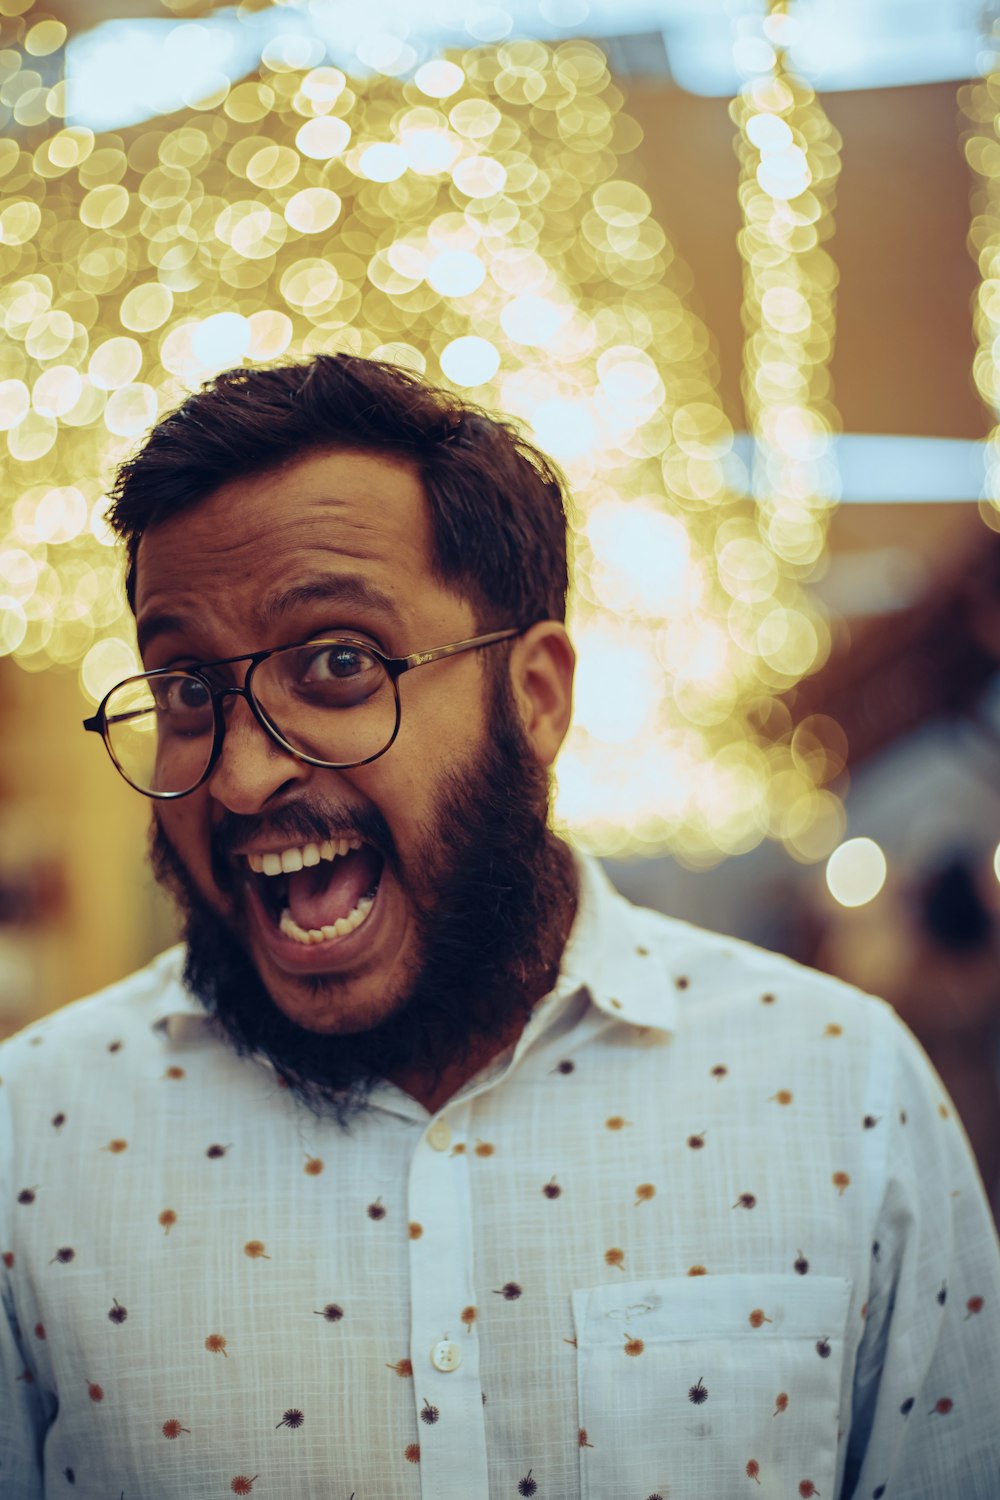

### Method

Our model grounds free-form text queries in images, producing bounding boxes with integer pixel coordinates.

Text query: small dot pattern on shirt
[0,855,997,1498]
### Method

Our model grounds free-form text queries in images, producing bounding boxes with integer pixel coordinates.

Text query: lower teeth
[279,894,374,945]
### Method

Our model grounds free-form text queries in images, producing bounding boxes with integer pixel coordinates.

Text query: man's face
[133,449,575,1109]
[136,448,503,1029]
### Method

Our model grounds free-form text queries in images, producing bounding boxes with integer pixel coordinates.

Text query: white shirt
[2,854,998,1500]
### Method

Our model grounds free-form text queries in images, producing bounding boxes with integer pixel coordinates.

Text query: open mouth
[244,836,385,946]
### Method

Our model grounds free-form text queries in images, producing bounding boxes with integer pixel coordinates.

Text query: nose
[205,688,310,814]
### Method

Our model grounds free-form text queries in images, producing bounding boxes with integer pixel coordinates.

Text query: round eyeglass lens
[104,672,215,795]
[250,640,397,767]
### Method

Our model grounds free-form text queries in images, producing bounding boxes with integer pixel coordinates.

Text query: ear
[508,621,575,767]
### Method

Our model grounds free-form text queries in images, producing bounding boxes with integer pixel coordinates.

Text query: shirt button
[427,1119,452,1151]
[430,1339,462,1372]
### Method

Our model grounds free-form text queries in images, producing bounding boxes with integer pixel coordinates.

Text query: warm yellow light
[730,4,844,859]
[499,294,567,347]
[0,598,27,654]
[32,487,88,544]
[572,628,658,745]
[0,198,41,245]
[32,365,83,419]
[299,66,347,107]
[825,838,887,908]
[191,313,252,370]
[246,309,294,361]
[586,501,690,615]
[358,143,407,182]
[0,20,846,861]
[88,337,143,392]
[104,383,159,438]
[449,98,501,139]
[415,60,466,99]
[79,184,129,231]
[24,17,66,55]
[81,636,140,706]
[756,145,811,199]
[294,116,352,161]
[0,379,30,430]
[439,336,501,387]
[745,112,792,150]
[284,187,342,235]
[119,283,174,334]
[451,154,506,198]
[424,250,486,297]
[963,29,1000,527]
[529,397,594,460]
[402,127,460,176]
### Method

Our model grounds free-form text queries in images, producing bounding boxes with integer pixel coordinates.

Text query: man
[2,354,998,1500]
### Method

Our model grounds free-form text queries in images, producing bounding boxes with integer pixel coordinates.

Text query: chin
[255,952,414,1037]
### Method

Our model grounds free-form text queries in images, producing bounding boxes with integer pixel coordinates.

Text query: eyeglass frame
[82,626,525,800]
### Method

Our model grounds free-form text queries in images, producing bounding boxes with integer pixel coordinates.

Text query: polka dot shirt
[1,854,998,1498]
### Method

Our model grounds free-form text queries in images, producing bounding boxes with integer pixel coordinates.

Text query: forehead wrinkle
[250,573,406,638]
[135,472,433,653]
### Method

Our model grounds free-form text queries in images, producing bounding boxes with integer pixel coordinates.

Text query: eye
[302,643,374,681]
[152,675,212,714]
[268,640,386,708]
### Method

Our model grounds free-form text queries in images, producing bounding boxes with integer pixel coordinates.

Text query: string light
[962,3,1000,531]
[729,0,846,863]
[0,0,842,862]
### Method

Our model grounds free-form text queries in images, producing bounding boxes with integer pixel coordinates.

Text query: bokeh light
[726,0,845,866]
[825,837,887,908]
[962,19,1000,530]
[0,2,847,862]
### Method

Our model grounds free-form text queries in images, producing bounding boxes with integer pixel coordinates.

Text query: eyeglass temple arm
[83,707,152,732]
[397,627,522,673]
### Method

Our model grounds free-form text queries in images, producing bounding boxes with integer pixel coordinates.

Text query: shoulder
[0,946,190,1085]
[613,880,907,1056]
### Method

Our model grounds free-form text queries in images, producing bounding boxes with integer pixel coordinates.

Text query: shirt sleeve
[844,1005,1000,1499]
[0,1076,45,1500]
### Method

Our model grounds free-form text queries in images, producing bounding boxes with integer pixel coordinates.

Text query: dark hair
[107,353,570,631]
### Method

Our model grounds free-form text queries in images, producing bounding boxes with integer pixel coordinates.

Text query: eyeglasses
[83,627,523,799]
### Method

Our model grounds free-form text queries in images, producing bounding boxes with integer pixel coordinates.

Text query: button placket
[408,1105,487,1496]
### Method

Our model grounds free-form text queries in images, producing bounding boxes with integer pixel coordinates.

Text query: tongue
[285,846,382,931]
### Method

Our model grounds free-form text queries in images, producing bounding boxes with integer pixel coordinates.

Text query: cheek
[157,800,215,885]
[395,670,489,770]
[366,704,484,829]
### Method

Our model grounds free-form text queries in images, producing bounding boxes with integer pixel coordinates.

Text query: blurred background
[1,0,999,1219]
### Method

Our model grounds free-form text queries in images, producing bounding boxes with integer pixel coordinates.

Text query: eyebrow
[137,574,405,657]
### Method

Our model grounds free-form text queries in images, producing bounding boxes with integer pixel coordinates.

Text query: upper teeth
[247,837,362,876]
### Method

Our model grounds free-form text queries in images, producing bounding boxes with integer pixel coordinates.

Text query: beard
[150,674,578,1127]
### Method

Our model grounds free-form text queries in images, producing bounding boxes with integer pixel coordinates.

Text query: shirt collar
[546,851,677,1036]
[150,950,218,1046]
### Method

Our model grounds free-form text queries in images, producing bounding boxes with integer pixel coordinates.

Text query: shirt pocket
[572,1272,852,1500]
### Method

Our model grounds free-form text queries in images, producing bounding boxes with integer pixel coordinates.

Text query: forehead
[133,448,449,649]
